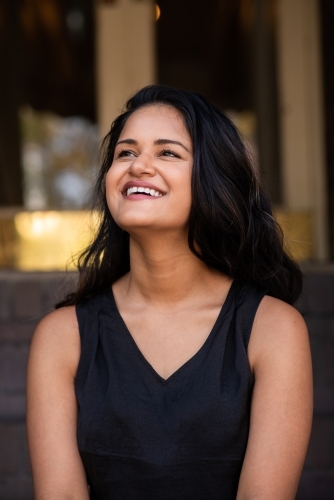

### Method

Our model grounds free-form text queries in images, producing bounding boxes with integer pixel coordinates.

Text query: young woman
[27,85,312,499]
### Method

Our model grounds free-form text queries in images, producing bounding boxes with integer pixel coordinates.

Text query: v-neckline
[107,280,237,385]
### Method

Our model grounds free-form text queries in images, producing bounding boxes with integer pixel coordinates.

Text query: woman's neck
[118,232,228,305]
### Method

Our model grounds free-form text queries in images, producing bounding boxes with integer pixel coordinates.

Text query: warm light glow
[0,208,313,271]
[155,4,161,21]
[9,211,99,271]
[274,209,313,261]
[15,211,61,240]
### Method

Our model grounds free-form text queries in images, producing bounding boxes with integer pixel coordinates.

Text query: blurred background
[0,0,333,498]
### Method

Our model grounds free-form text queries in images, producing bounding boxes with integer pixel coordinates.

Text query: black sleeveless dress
[75,280,265,500]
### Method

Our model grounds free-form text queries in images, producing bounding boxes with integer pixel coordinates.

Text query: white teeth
[125,186,164,197]
[126,186,139,195]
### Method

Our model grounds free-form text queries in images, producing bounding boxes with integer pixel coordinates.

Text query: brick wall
[295,266,334,499]
[0,267,333,500]
[0,271,75,499]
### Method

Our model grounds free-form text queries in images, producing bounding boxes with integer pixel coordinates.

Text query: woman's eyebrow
[154,139,189,152]
[116,139,137,146]
[116,138,189,152]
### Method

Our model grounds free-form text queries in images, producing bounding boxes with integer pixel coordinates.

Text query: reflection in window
[20,107,99,210]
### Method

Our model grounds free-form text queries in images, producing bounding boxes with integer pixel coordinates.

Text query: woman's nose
[128,153,155,177]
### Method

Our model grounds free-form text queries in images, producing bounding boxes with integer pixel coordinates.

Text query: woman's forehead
[119,104,190,142]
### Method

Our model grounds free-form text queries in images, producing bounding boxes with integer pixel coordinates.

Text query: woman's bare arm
[26,307,89,500]
[237,296,313,500]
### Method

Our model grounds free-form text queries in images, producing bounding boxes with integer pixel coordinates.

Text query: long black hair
[57,85,302,307]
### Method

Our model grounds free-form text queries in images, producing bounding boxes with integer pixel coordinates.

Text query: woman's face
[106,104,193,235]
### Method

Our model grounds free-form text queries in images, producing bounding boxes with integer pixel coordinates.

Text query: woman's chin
[115,219,161,234]
[117,219,189,237]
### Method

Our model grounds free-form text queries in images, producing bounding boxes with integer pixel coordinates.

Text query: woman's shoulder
[248,295,309,370]
[35,306,79,339]
[255,295,306,335]
[30,306,80,376]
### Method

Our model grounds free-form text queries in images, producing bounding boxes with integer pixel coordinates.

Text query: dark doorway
[320,0,334,260]
[156,0,281,203]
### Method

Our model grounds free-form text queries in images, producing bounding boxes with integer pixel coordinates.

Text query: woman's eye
[117,149,135,158]
[160,149,181,158]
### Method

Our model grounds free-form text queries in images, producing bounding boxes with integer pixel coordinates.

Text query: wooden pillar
[0,0,23,206]
[253,0,281,204]
[276,0,328,260]
[95,0,156,136]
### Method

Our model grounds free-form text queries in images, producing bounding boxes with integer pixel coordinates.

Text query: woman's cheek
[105,169,118,216]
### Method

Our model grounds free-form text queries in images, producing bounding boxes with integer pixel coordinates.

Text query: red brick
[42,274,77,310]
[0,280,12,320]
[324,336,334,385]
[42,280,60,312]
[310,335,326,387]
[14,281,42,319]
[306,317,331,337]
[296,471,334,500]
[0,344,29,392]
[295,289,308,314]
[0,423,20,474]
[0,393,26,419]
[0,323,36,342]
[304,417,334,468]
[21,425,32,475]
[305,273,334,314]
[0,477,33,500]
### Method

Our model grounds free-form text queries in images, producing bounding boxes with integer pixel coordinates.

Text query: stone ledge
[0,270,76,280]
[314,388,334,416]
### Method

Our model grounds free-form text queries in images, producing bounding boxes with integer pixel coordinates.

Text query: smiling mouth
[125,186,164,197]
